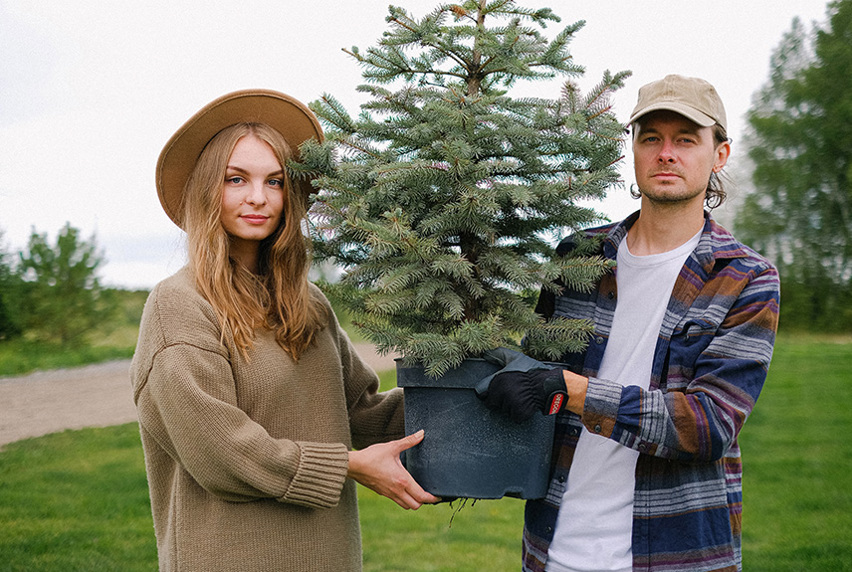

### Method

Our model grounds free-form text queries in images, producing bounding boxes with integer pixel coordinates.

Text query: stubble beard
[638,179,709,208]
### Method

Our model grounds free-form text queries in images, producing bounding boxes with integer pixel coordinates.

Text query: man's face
[632,110,730,208]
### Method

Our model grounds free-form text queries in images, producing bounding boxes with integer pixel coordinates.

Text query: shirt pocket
[672,317,718,344]
[667,317,719,387]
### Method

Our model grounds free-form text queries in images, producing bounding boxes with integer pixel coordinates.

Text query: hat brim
[156,89,324,229]
[628,102,716,128]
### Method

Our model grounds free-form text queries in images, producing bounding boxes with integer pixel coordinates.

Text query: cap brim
[628,102,716,128]
[156,89,323,229]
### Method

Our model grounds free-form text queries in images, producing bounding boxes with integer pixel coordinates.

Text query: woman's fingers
[347,431,440,508]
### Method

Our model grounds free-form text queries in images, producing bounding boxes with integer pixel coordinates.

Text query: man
[480,75,780,572]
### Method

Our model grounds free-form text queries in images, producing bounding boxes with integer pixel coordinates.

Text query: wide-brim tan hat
[156,89,324,228]
[628,74,727,132]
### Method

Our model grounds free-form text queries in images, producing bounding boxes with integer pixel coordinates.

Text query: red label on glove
[547,393,565,415]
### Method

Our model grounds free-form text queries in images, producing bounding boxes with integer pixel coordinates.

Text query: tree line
[735,0,852,332]
[0,223,119,346]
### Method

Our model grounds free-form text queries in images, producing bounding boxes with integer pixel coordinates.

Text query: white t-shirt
[545,230,701,572]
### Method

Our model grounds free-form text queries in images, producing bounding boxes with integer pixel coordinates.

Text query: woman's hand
[347,430,440,509]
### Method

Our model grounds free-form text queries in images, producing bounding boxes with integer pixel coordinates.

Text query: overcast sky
[0,0,830,289]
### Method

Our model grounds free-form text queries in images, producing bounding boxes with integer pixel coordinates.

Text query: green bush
[0,288,146,377]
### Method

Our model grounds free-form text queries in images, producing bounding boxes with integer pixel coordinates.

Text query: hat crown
[156,89,323,229]
[629,74,726,131]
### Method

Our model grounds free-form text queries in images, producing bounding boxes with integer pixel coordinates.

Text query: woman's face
[220,134,285,270]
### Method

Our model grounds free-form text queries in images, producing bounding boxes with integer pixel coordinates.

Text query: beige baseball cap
[628,74,727,131]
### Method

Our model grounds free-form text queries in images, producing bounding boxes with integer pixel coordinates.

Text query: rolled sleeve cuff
[581,376,622,438]
[280,442,350,508]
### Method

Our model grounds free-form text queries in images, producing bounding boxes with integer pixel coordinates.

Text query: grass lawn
[0,426,156,572]
[0,336,850,570]
[0,339,135,377]
[739,333,852,571]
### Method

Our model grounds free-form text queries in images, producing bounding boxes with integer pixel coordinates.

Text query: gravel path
[0,344,396,448]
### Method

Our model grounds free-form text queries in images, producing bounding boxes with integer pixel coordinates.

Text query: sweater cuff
[280,442,349,508]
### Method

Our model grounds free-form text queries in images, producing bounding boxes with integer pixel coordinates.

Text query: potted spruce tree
[299,1,628,499]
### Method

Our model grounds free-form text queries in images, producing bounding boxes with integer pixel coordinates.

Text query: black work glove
[475,348,567,424]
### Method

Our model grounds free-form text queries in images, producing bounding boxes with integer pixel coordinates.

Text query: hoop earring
[629,183,641,200]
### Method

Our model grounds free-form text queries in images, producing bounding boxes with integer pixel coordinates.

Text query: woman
[131,89,438,572]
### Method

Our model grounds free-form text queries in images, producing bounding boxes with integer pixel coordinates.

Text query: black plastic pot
[397,357,556,500]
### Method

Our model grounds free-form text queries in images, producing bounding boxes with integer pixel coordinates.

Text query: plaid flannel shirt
[523,211,780,572]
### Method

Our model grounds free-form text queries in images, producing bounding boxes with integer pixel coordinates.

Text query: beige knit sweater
[130,267,404,571]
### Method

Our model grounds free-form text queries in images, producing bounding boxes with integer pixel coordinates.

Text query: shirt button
[607,291,615,300]
[594,424,602,433]
[557,474,566,483]
[595,336,604,344]
[638,443,647,452]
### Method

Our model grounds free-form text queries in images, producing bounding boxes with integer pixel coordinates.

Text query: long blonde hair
[182,122,326,360]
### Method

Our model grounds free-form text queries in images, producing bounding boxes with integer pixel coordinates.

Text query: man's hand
[474,348,568,423]
[347,430,441,509]
[479,368,568,423]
